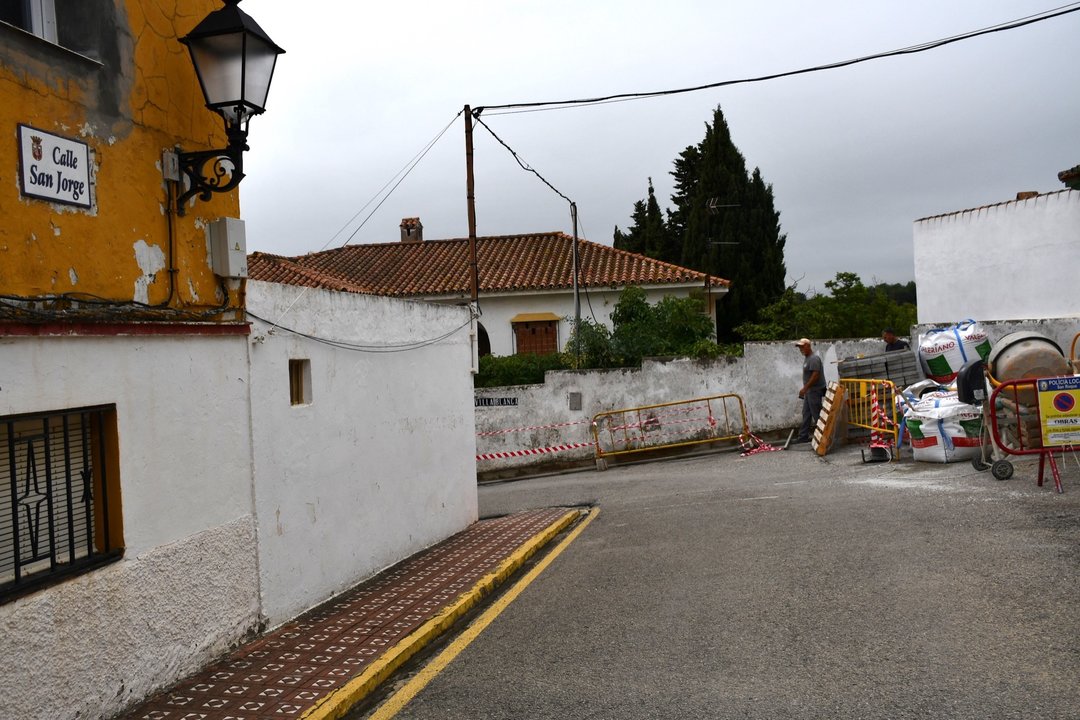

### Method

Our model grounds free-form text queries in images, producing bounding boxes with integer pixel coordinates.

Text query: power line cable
[247,309,473,353]
[322,109,463,252]
[472,116,591,345]
[477,3,1080,115]
[268,110,463,326]
[571,214,600,324]
[471,114,573,205]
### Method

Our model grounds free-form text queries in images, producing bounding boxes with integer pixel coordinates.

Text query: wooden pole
[464,105,478,304]
[571,202,580,365]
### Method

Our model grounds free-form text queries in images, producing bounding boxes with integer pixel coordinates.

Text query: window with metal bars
[1,405,123,603]
[512,320,558,355]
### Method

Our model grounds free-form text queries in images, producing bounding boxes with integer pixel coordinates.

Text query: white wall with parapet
[474,338,883,473]
[247,281,479,625]
[913,190,1080,324]
[0,333,260,720]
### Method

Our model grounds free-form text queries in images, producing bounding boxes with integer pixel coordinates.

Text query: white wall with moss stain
[474,339,876,472]
[0,332,259,720]
[2,518,260,720]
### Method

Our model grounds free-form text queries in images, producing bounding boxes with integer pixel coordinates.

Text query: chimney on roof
[400,217,423,243]
[1016,191,1039,201]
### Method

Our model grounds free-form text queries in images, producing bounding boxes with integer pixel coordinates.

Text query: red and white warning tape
[739,433,782,457]
[476,441,596,461]
[869,387,891,449]
[475,418,590,437]
[601,404,711,433]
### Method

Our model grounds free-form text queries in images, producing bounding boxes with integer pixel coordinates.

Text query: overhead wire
[573,214,600,324]
[334,109,463,249]
[476,3,1080,115]
[262,109,464,332]
[472,114,593,332]
[255,3,1079,352]
[247,308,474,354]
[471,115,573,205]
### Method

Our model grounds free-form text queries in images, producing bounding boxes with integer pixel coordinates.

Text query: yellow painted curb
[368,506,600,719]
[299,509,582,720]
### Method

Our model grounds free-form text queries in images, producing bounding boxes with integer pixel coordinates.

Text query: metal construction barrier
[988,376,1080,493]
[591,394,750,460]
[838,378,901,459]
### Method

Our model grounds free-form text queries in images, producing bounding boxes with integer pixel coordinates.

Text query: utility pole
[571,202,580,365]
[464,105,478,304]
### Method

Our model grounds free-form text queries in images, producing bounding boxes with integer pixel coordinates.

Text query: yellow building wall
[0,0,246,323]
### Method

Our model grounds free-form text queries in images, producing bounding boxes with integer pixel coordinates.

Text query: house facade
[1,3,261,717]
[913,189,1080,324]
[248,218,730,357]
[2,6,478,718]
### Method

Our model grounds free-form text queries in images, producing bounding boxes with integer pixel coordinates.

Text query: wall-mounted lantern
[172,0,284,215]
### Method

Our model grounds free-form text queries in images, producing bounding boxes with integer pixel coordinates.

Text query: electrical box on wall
[209,217,248,278]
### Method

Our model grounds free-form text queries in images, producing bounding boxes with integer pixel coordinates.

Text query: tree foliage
[614,105,787,343]
[601,286,717,367]
[735,272,918,341]
[612,178,669,259]
[476,287,725,387]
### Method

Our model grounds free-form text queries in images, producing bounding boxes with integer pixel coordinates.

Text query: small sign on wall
[475,397,519,408]
[18,124,92,208]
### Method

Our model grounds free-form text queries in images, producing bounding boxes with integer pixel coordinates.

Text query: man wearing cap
[794,338,826,444]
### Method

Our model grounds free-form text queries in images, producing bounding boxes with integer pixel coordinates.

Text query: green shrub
[475,352,569,388]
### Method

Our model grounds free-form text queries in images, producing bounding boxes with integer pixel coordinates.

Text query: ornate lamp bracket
[174,127,248,216]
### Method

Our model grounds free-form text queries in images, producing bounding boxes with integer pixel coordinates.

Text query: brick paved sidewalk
[123,507,581,720]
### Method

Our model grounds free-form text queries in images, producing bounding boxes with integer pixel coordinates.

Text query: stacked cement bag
[900,388,983,463]
[992,394,1042,451]
[918,320,992,383]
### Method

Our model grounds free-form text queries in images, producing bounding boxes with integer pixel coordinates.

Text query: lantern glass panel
[187,32,245,122]
[243,34,279,114]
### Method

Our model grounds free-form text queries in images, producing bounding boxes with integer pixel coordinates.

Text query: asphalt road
[364,444,1080,719]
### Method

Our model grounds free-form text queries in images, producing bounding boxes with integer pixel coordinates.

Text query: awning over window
[510,312,561,323]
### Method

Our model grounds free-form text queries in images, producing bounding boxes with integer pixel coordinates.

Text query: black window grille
[1,405,122,602]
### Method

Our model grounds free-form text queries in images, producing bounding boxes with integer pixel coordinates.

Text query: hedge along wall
[473,317,1080,478]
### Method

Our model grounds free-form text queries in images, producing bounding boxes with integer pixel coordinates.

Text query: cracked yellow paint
[0,1,243,320]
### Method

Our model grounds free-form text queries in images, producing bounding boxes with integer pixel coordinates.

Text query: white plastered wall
[474,339,869,472]
[0,333,260,720]
[913,189,1080,324]
[246,281,479,625]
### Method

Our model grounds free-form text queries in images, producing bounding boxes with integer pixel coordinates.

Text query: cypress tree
[613,178,668,259]
[617,105,787,342]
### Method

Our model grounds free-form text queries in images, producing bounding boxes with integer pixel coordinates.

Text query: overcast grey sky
[239,0,1080,295]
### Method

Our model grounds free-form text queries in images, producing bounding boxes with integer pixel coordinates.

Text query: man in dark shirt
[795,338,827,443]
[883,327,910,352]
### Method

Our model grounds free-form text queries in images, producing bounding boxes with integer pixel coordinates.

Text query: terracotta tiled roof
[247,252,377,294]
[248,232,728,298]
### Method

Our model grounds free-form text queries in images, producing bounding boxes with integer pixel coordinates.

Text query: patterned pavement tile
[123,508,575,720]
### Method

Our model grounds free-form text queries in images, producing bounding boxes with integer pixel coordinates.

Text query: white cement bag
[904,392,983,463]
[918,320,992,383]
